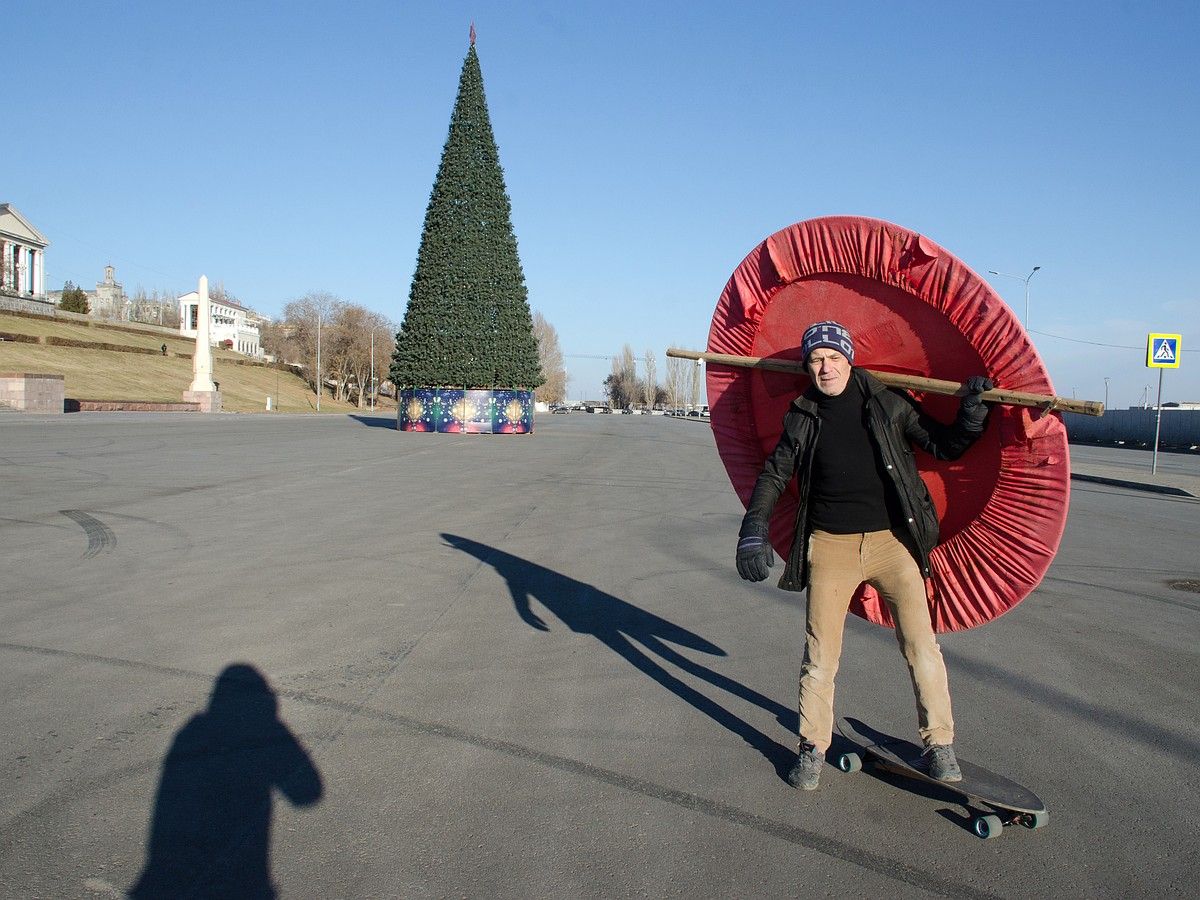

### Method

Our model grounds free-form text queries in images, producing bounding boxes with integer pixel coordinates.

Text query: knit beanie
[800,320,855,365]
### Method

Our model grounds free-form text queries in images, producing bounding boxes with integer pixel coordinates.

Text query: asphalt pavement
[1,411,1197,898]
[1067,442,1199,497]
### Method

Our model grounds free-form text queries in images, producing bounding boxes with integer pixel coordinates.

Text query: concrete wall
[0,373,64,413]
[1063,408,1200,448]
[0,294,56,315]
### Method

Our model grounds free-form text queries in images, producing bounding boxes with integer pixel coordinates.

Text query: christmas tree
[390,34,544,392]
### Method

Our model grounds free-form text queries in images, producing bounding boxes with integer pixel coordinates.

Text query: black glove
[960,375,993,417]
[736,520,775,582]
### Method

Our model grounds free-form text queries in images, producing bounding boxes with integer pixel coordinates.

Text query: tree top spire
[469,21,476,46]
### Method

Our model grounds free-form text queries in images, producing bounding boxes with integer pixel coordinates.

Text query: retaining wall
[0,373,65,413]
[65,399,202,412]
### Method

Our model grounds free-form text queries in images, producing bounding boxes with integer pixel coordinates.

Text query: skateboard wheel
[1021,811,1049,830]
[973,814,1004,840]
[837,752,863,773]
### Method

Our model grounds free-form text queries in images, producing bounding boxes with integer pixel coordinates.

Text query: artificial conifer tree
[390,36,544,392]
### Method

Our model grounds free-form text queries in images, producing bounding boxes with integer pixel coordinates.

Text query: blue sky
[9,0,1197,407]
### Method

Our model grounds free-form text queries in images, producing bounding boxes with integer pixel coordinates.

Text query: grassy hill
[0,310,393,415]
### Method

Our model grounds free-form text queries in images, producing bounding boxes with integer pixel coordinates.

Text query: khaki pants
[800,528,954,753]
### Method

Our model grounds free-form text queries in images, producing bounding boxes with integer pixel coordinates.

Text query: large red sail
[707,216,1069,632]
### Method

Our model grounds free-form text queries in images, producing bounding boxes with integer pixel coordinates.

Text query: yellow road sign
[1147,333,1182,369]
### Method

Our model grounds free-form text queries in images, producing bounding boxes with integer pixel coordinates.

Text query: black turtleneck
[809,377,904,533]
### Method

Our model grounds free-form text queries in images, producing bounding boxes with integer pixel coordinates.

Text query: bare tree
[322,313,356,404]
[208,280,239,306]
[156,289,180,327]
[364,311,395,408]
[129,284,177,326]
[272,297,393,409]
[688,356,704,410]
[532,311,568,404]
[329,303,393,407]
[643,349,657,409]
[283,291,343,408]
[664,346,688,410]
[604,344,644,409]
[261,319,298,364]
[618,344,637,408]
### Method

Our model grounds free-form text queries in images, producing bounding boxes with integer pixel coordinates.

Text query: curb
[1070,473,1197,498]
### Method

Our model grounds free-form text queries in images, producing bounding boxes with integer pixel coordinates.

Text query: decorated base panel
[707,216,1069,632]
[397,389,533,434]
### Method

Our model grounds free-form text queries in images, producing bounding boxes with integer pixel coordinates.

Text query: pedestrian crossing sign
[1147,333,1181,369]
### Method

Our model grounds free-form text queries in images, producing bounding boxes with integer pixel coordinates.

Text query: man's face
[806,348,851,396]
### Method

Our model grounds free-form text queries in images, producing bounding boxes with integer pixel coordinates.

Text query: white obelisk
[189,275,215,392]
[184,275,221,411]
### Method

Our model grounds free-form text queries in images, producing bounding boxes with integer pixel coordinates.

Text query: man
[735,320,992,790]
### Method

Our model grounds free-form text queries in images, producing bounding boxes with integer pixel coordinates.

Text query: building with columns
[178,291,269,358]
[0,204,49,298]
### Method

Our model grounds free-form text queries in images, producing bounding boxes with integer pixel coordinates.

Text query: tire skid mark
[59,510,117,558]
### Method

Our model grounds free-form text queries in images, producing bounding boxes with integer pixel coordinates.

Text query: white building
[0,204,49,298]
[45,265,134,320]
[179,292,269,358]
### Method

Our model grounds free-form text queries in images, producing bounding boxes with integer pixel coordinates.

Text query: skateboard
[836,717,1049,839]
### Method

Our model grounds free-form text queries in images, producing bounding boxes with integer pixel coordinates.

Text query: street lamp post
[988,266,1041,330]
[316,311,322,412]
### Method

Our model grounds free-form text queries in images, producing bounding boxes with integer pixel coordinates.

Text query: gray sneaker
[787,742,824,790]
[925,744,962,782]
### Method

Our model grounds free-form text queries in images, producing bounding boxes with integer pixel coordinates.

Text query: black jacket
[740,368,988,591]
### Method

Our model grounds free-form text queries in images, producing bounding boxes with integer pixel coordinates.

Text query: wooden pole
[667,348,1105,417]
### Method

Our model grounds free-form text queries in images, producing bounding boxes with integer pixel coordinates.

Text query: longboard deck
[837,717,1047,827]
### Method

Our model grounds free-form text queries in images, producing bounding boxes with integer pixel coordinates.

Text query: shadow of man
[129,664,323,899]
[441,534,795,774]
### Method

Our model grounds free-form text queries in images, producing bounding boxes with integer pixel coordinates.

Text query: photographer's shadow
[130,664,323,899]
[442,534,794,774]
